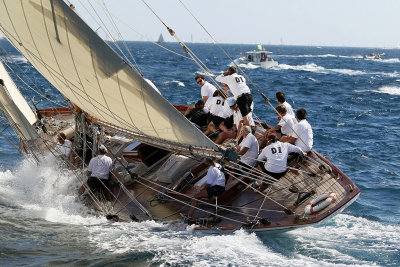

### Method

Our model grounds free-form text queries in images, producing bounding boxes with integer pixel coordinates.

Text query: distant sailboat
[156,33,165,44]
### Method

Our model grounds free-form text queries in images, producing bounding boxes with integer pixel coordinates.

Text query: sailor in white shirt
[257,135,305,179]
[281,108,313,153]
[55,132,73,161]
[204,90,232,136]
[215,98,254,144]
[237,126,259,167]
[79,144,113,196]
[188,158,226,217]
[215,66,253,125]
[276,91,295,117]
[262,105,297,148]
[195,74,217,103]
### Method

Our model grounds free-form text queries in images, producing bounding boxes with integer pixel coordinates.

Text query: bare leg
[188,189,209,217]
[215,130,234,144]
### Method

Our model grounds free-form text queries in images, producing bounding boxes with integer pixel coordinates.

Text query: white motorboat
[238,50,278,68]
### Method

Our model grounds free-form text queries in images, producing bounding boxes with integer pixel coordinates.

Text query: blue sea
[0,40,399,266]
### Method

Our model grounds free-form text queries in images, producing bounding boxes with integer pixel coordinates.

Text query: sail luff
[0,0,217,150]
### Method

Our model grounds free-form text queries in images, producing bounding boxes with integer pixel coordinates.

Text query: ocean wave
[88,224,324,266]
[274,63,367,76]
[164,80,185,87]
[288,214,400,266]
[380,58,400,63]
[1,55,28,64]
[365,57,400,63]
[0,157,103,225]
[273,63,400,77]
[83,213,400,266]
[374,86,400,96]
[277,54,363,59]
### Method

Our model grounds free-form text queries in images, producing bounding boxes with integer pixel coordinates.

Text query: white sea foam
[237,62,260,70]
[0,156,103,225]
[274,63,399,77]
[274,63,367,76]
[277,54,363,59]
[164,80,185,87]
[84,213,398,266]
[380,58,400,63]
[288,214,400,266]
[88,224,320,266]
[374,86,400,96]
[0,55,28,64]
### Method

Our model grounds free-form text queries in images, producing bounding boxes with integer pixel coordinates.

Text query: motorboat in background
[237,44,278,69]
[364,52,385,60]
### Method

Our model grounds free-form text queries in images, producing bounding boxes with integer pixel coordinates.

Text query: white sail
[0,61,37,125]
[0,61,38,141]
[0,0,216,150]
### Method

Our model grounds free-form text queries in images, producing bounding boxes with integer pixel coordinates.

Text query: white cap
[99,144,107,151]
[226,97,236,107]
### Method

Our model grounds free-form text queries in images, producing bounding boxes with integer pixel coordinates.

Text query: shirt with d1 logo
[257,141,304,173]
[216,73,251,98]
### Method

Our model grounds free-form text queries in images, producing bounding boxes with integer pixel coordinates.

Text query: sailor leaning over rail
[188,158,226,217]
[215,66,254,126]
[78,144,112,199]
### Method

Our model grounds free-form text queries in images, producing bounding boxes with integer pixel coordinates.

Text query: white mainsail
[0,0,217,150]
[0,61,38,141]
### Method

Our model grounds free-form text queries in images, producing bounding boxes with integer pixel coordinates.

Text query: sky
[65,0,400,48]
[2,0,399,48]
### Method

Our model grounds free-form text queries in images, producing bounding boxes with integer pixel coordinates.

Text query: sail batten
[0,0,217,150]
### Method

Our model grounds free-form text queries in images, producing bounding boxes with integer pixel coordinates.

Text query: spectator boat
[238,47,278,69]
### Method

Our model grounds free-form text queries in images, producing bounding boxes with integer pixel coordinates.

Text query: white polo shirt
[206,163,225,187]
[278,114,297,136]
[88,154,113,179]
[283,101,295,117]
[239,133,259,167]
[258,141,304,173]
[201,81,217,100]
[216,73,250,98]
[209,96,231,118]
[55,139,72,158]
[293,119,313,152]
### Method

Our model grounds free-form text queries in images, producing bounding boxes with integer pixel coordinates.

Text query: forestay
[0,0,217,150]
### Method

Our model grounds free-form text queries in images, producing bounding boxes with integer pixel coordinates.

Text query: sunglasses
[196,79,203,84]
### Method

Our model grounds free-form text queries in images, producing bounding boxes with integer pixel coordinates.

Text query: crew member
[257,135,305,180]
[215,66,253,126]
[188,158,225,217]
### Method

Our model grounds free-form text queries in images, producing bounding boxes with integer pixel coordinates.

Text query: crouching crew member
[188,158,226,217]
[257,135,305,180]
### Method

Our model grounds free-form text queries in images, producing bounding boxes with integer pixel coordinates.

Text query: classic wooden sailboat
[0,0,359,232]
